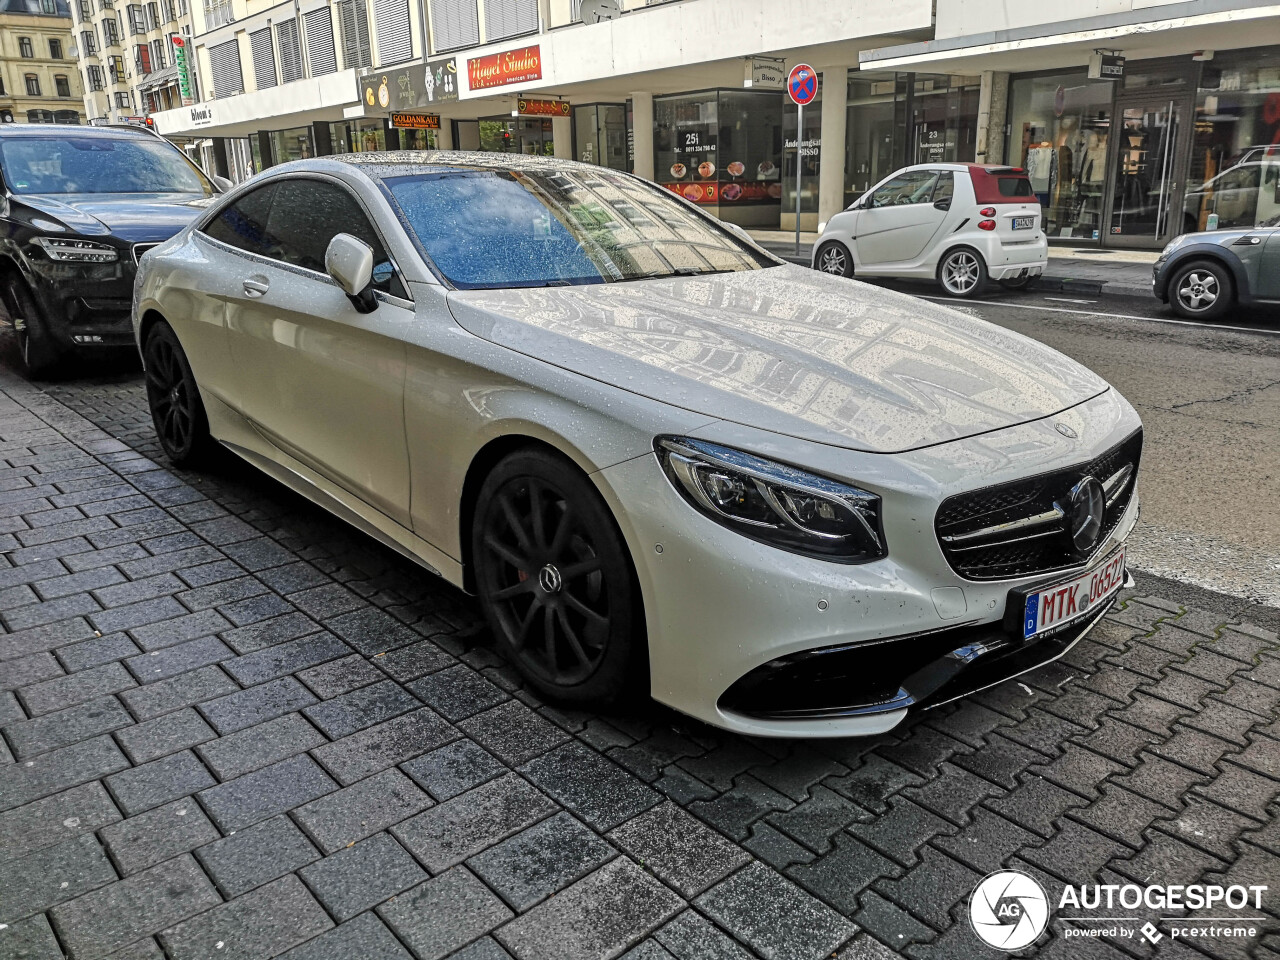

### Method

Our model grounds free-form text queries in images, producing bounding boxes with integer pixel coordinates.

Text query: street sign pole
[786,63,816,259]
[795,102,802,257]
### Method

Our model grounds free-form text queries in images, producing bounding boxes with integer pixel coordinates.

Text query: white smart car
[812,163,1049,297]
[132,153,1139,738]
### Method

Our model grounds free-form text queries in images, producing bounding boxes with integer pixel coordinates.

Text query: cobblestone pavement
[1,364,1278,960]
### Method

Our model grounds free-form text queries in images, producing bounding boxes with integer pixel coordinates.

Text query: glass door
[1105,97,1191,246]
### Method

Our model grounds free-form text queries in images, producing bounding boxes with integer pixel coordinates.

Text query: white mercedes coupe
[132,153,1142,738]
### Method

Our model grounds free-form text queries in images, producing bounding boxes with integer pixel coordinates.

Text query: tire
[814,241,854,277]
[472,449,645,706]
[143,321,214,467]
[937,247,988,298]
[1168,258,1233,321]
[2,275,63,378]
[998,275,1035,291]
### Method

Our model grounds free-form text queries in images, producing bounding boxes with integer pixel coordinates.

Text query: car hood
[447,265,1111,454]
[18,193,215,242]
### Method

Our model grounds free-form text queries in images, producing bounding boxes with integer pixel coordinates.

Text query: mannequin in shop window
[1027,141,1054,207]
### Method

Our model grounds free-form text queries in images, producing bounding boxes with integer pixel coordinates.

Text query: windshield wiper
[671,267,738,277]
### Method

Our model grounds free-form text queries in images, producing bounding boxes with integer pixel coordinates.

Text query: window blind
[337,0,370,69]
[250,26,275,89]
[304,7,336,76]
[209,38,243,97]
[482,0,537,41]
[373,0,411,65]
[428,0,478,52]
[276,18,302,82]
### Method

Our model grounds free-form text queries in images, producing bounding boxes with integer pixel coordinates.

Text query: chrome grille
[935,430,1142,581]
[132,242,160,265]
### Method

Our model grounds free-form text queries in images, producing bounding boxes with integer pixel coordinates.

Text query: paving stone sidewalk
[0,364,1278,960]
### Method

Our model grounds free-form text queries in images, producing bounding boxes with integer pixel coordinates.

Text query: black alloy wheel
[3,276,62,378]
[144,321,213,466]
[473,449,643,704]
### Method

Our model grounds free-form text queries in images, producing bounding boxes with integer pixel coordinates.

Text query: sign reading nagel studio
[517,98,570,117]
[468,45,542,90]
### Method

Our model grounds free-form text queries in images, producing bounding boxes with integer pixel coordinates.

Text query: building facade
[153,0,1280,246]
[0,0,86,124]
[69,0,199,123]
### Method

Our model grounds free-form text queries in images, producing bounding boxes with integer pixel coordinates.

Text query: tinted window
[202,184,276,255]
[932,171,954,204]
[996,177,1034,198]
[0,136,212,195]
[869,171,939,208]
[384,168,773,290]
[262,179,405,297]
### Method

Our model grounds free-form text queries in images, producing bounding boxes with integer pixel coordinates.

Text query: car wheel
[1169,259,1233,321]
[143,321,214,466]
[937,247,988,298]
[3,276,63,378]
[815,241,854,277]
[472,449,645,706]
[998,275,1035,291]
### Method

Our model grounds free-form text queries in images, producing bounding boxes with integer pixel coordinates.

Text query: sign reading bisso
[468,46,542,90]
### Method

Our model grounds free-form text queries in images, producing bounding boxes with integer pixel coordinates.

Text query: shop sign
[423,57,458,104]
[171,35,193,105]
[468,45,542,90]
[745,57,786,89]
[188,104,213,127]
[1088,53,1126,80]
[786,136,821,158]
[518,98,570,117]
[391,112,440,130]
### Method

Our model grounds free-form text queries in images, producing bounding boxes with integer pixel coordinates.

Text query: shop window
[908,74,980,165]
[268,126,316,165]
[19,37,34,58]
[329,119,385,154]
[27,109,56,122]
[654,89,784,227]
[1007,72,1113,241]
[781,88,822,216]
[479,117,553,156]
[574,103,628,170]
[54,109,79,123]
[845,73,906,206]
[1188,46,1280,231]
[55,75,70,97]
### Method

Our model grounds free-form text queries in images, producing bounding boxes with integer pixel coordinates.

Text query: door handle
[242,278,269,297]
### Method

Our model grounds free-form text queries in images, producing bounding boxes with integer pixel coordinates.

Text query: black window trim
[196,171,413,306]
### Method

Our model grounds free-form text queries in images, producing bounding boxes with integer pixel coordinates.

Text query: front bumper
[25,254,139,349]
[595,388,1142,738]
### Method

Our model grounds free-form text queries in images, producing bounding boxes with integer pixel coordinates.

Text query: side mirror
[325,233,377,314]
[934,198,952,211]
[211,175,233,193]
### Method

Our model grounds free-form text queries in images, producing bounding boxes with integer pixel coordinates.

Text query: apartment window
[25,74,41,96]
[0,76,5,95]
[163,0,176,21]
[19,37,35,58]
[80,30,96,54]
[373,0,411,64]
[337,0,371,69]
[136,42,151,72]
[115,91,131,107]
[109,54,126,82]
[203,0,232,29]
[103,17,120,45]
[86,64,104,89]
[99,0,113,9]
[55,74,71,96]
[127,5,145,34]
[277,19,302,82]
[482,0,537,41]
[77,0,90,18]
[428,0,478,52]
[41,0,56,12]
[249,27,275,88]
[304,8,337,76]
[49,38,63,58]
[147,2,160,28]
[209,38,243,97]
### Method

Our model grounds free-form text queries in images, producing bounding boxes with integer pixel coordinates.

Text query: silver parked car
[133,153,1142,737]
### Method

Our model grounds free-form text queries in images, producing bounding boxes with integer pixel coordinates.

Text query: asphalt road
[886,281,1280,613]
[3,279,1278,614]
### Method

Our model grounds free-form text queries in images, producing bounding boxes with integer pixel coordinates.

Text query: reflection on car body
[133,152,1142,737]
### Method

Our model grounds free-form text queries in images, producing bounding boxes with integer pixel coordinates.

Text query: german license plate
[1013,216,1036,230]
[1022,548,1125,639]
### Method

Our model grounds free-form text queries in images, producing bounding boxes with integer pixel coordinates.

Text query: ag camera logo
[970,870,1049,951]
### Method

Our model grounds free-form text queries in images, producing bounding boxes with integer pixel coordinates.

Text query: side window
[261,178,406,298]
[201,184,276,255]
[932,171,954,205]
[869,171,939,208]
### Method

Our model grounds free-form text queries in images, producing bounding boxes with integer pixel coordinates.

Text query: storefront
[574,103,628,170]
[1007,47,1280,246]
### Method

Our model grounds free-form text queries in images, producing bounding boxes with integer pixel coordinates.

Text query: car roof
[0,123,158,140]
[317,150,619,180]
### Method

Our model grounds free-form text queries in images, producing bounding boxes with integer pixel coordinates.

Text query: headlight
[33,237,119,263]
[1158,235,1189,259]
[816,221,827,234]
[656,437,886,563]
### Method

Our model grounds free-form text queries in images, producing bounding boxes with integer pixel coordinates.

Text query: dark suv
[0,124,223,376]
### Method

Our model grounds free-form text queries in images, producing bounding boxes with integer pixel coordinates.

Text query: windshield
[0,136,213,196]
[384,168,775,289]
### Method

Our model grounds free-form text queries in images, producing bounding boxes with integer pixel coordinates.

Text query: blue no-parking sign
[788,64,817,106]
